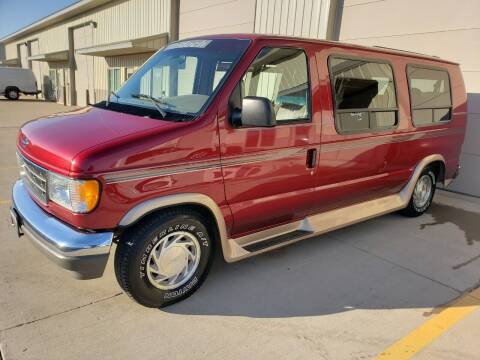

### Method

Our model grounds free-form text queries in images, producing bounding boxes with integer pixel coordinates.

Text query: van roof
[192,33,459,66]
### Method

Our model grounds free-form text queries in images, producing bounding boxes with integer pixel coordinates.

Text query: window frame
[328,54,400,135]
[230,46,313,128]
[406,64,453,127]
[124,66,137,81]
[107,67,122,94]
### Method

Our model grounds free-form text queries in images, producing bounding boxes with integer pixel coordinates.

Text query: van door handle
[306,148,317,169]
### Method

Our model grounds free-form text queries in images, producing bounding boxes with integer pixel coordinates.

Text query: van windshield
[109,39,250,119]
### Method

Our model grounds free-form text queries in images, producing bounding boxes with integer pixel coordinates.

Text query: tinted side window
[407,66,452,125]
[240,47,310,124]
[330,57,398,133]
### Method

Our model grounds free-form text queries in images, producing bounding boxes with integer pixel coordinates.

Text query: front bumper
[10,180,114,279]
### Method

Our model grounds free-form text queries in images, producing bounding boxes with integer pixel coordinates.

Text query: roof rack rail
[373,46,439,58]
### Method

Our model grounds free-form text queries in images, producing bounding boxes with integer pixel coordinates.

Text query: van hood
[17,106,188,175]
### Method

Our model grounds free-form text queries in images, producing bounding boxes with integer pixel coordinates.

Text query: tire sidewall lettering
[138,221,209,291]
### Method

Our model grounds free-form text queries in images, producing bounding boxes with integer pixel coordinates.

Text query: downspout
[326,0,344,41]
[67,20,96,106]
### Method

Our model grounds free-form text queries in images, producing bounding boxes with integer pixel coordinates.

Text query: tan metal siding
[179,0,256,39]
[254,0,331,39]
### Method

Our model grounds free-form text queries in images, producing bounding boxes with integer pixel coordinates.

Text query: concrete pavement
[0,97,479,359]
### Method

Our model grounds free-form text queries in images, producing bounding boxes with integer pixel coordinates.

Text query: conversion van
[10,35,466,307]
[0,67,40,100]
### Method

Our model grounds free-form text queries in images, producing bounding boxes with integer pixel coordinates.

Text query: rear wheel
[401,168,436,217]
[5,87,19,100]
[114,208,214,308]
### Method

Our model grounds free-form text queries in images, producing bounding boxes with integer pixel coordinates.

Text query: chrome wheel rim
[413,174,433,208]
[8,90,18,99]
[146,231,201,290]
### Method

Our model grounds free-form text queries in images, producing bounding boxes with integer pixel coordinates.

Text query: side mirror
[231,96,276,128]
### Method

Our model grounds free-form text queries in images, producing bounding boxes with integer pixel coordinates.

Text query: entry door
[64,70,71,105]
[219,46,321,236]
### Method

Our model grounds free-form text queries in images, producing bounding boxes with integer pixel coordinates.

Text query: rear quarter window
[407,65,452,126]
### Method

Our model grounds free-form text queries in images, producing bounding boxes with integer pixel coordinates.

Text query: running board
[223,154,446,262]
[243,229,313,252]
[226,193,406,261]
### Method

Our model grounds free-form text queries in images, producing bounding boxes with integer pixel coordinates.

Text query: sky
[0,0,79,40]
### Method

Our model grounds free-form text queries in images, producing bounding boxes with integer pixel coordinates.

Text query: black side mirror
[231,96,276,128]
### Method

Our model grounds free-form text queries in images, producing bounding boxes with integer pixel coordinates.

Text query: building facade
[0,0,478,196]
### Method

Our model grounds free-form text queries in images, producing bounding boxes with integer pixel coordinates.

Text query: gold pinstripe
[101,127,461,184]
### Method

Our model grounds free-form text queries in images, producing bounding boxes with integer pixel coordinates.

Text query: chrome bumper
[10,180,114,279]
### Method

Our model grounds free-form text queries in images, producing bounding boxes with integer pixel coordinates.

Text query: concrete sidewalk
[1,98,479,360]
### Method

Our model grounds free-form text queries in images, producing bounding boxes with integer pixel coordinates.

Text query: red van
[10,34,466,307]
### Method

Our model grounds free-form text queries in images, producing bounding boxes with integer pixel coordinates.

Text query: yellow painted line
[377,288,480,359]
[0,200,11,205]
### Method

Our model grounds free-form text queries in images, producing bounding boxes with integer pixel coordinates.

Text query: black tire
[5,87,20,100]
[114,208,214,308]
[401,167,436,217]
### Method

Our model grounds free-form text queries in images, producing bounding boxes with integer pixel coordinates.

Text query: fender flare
[399,154,446,204]
[118,193,231,259]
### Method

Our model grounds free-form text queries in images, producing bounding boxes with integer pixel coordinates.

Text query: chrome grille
[17,153,48,204]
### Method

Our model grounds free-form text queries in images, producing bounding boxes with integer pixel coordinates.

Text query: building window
[138,55,198,99]
[108,68,121,93]
[407,66,452,126]
[240,47,310,124]
[125,67,136,81]
[329,56,398,134]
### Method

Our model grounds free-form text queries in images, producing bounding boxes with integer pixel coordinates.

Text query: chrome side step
[243,229,312,252]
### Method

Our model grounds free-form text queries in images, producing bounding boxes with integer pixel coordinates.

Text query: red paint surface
[16,34,467,237]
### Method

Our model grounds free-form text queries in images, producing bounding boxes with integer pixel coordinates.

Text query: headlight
[48,172,100,213]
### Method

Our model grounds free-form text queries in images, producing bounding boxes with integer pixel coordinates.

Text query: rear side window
[407,66,452,126]
[329,56,398,134]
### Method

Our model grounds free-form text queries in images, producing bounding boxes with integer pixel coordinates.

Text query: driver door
[218,45,321,237]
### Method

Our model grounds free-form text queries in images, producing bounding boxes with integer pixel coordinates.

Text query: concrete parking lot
[1,97,480,360]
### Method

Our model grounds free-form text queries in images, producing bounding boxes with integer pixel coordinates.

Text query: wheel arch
[400,154,446,203]
[5,85,20,92]
[117,193,229,259]
[427,160,446,185]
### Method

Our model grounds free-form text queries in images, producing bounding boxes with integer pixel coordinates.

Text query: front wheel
[114,209,214,307]
[401,168,436,217]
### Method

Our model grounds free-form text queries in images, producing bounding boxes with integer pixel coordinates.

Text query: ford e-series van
[10,34,466,307]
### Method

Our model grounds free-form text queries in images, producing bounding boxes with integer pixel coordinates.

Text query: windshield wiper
[131,93,167,118]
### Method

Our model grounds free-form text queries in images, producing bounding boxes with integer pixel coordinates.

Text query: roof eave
[0,0,112,44]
